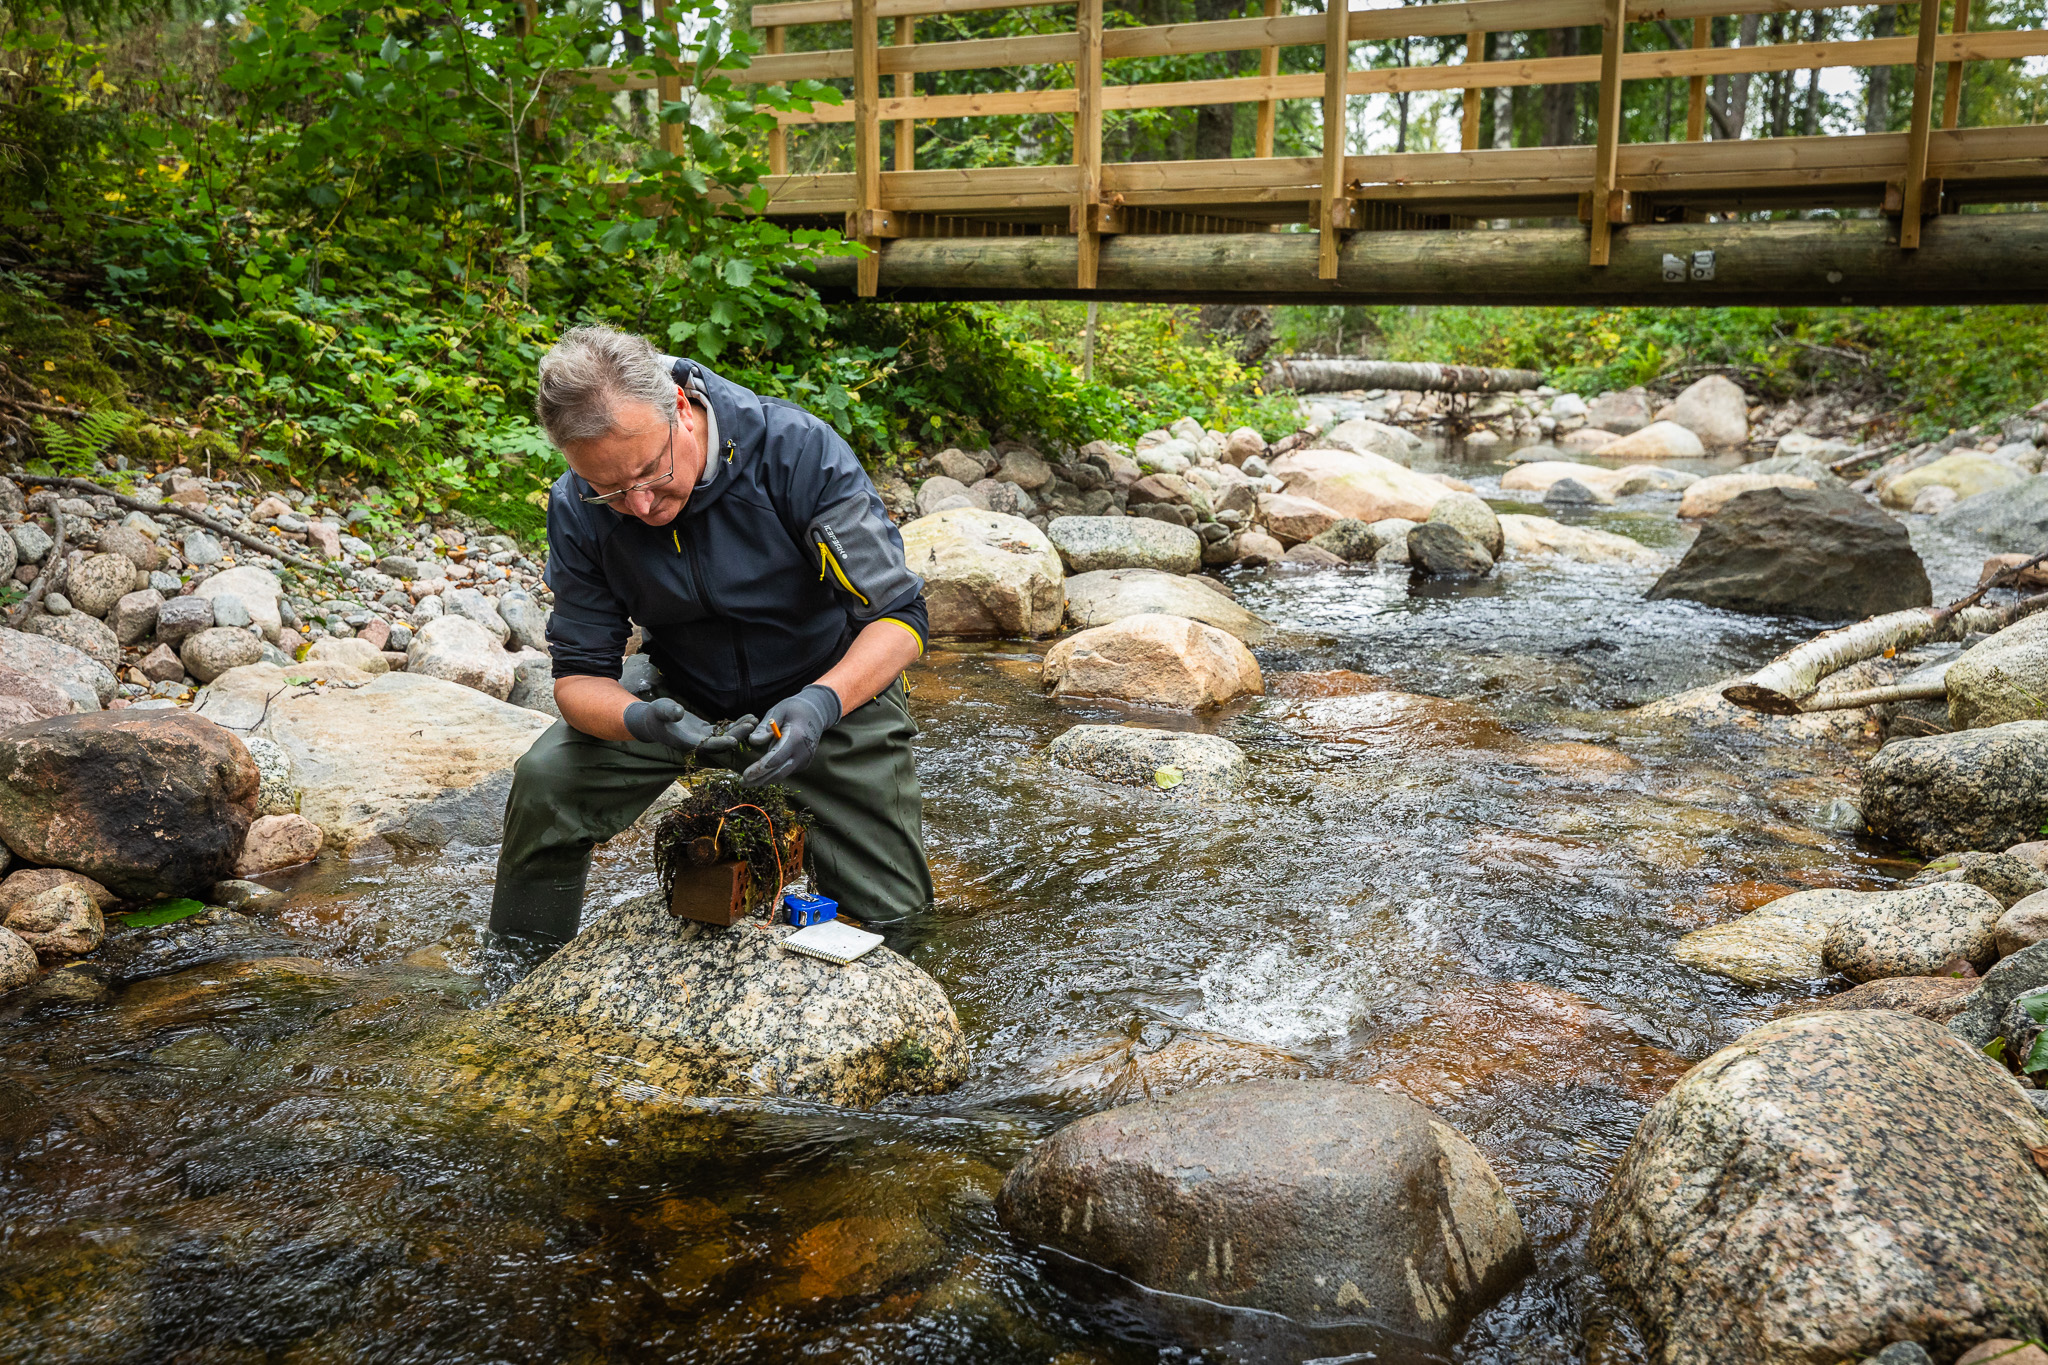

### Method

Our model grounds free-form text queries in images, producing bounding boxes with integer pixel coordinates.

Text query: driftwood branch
[1797,679,1950,713]
[18,474,332,575]
[1263,358,1545,396]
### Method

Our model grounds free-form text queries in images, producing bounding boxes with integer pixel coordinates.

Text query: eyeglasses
[579,424,678,506]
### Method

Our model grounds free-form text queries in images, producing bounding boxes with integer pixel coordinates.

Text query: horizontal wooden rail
[754,0,1068,24]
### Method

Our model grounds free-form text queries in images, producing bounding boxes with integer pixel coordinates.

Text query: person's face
[564,394,695,527]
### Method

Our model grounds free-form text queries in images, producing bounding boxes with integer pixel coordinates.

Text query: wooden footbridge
[596,0,2048,304]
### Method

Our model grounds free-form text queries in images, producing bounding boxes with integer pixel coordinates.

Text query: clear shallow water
[0,441,1985,1364]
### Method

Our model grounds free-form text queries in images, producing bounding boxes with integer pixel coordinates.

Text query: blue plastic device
[783,892,839,927]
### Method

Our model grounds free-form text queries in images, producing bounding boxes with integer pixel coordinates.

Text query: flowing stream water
[0,438,1998,1363]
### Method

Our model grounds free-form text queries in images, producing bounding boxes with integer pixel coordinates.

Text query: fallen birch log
[1795,678,1951,713]
[1262,358,1545,396]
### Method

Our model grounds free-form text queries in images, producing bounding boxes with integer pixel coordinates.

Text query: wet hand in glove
[624,698,755,758]
[741,684,842,787]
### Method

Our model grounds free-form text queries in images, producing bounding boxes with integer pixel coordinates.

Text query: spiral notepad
[782,920,884,965]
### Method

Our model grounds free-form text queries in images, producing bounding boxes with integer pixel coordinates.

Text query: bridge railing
[581,0,2048,293]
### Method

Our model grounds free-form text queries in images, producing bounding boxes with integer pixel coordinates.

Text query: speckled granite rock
[997,1080,1530,1350]
[1962,853,2048,908]
[1999,891,2048,956]
[1672,888,1868,986]
[1591,1012,2048,1364]
[1821,882,2003,982]
[1951,943,2048,1049]
[487,892,967,1107]
[1863,723,2048,856]
[1778,975,1979,1023]
[1048,724,1247,798]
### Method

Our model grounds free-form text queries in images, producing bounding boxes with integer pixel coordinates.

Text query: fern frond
[30,409,135,475]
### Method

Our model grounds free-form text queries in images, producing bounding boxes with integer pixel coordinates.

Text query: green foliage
[1279,303,2048,435]
[30,406,131,474]
[119,897,207,927]
[652,776,813,907]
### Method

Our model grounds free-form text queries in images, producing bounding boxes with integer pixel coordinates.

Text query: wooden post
[768,26,788,175]
[653,0,682,156]
[1686,15,1707,140]
[1589,0,1626,265]
[1081,301,1099,381]
[1461,30,1485,151]
[1319,0,1348,281]
[1900,0,1943,248]
[1255,0,1280,159]
[894,16,916,170]
[1075,0,1104,288]
[854,0,881,294]
[1943,0,1972,130]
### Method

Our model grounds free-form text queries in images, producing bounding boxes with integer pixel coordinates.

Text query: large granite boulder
[490,893,968,1106]
[406,614,514,699]
[1863,722,2048,856]
[1586,421,1708,461]
[1646,486,1931,619]
[1063,568,1271,644]
[1938,476,2048,552]
[1267,448,1448,523]
[193,664,550,851]
[1883,452,2027,511]
[1043,613,1262,710]
[25,612,120,676]
[900,508,1065,638]
[1592,1012,2048,1364]
[0,628,111,711]
[1820,881,2004,981]
[1948,613,2048,730]
[0,664,75,729]
[0,710,258,899]
[1045,515,1201,576]
[1587,387,1652,435]
[1667,373,1750,448]
[1049,723,1246,798]
[997,1081,1530,1351]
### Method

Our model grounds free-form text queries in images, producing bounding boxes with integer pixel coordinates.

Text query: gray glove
[623,698,754,757]
[742,684,841,787]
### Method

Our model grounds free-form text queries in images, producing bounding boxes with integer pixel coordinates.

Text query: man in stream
[484,324,935,957]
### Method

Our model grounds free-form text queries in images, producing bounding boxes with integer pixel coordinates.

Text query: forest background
[3,0,2046,536]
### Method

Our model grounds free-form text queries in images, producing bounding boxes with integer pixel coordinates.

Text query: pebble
[182,530,223,566]
[43,593,71,616]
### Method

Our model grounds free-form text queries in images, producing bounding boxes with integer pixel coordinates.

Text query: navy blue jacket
[543,358,927,719]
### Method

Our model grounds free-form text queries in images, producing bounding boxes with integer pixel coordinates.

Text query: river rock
[1596,420,1711,460]
[0,926,34,991]
[154,594,214,647]
[406,614,514,699]
[1268,448,1448,523]
[1594,1011,2048,1363]
[233,812,323,876]
[107,588,162,646]
[1646,485,1931,619]
[1256,492,1343,545]
[0,710,258,899]
[0,665,74,730]
[94,525,164,573]
[1678,472,1818,519]
[1309,518,1379,562]
[1998,891,2048,956]
[1948,614,2048,730]
[1883,452,2027,511]
[507,655,559,718]
[1668,374,1750,447]
[5,883,103,960]
[1408,521,1494,578]
[1049,723,1246,797]
[445,586,510,644]
[65,552,137,618]
[929,448,988,485]
[1587,387,1653,435]
[1502,461,1630,497]
[1063,568,1271,644]
[1497,514,1662,566]
[1043,613,1262,710]
[1864,722,2048,855]
[1959,1343,2048,1365]
[489,891,968,1106]
[25,612,120,676]
[997,445,1053,491]
[193,665,550,850]
[1937,476,2048,552]
[1953,851,2048,907]
[306,636,390,674]
[1045,515,1201,575]
[1949,943,2048,1049]
[181,626,264,684]
[1235,530,1283,565]
[1543,476,1611,506]
[194,566,282,642]
[1673,887,1869,986]
[11,522,49,564]
[1321,416,1416,462]
[1223,427,1266,465]
[900,508,1064,638]
[242,733,298,815]
[997,1080,1530,1348]
[1779,974,1978,1023]
[1426,491,1504,559]
[497,591,550,653]
[1820,881,2003,981]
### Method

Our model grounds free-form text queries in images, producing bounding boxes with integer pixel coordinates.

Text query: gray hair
[535,324,677,448]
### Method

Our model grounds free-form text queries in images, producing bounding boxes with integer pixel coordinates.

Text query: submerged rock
[1778,975,1977,1023]
[1591,1011,2048,1364]
[0,710,258,899]
[1647,486,1931,619]
[996,1080,1530,1350]
[484,893,968,1107]
[1049,724,1246,797]
[1043,613,1262,710]
[1672,887,1867,986]
[1863,721,2048,855]
[900,508,1065,638]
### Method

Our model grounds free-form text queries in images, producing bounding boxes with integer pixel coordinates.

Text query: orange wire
[720,803,785,923]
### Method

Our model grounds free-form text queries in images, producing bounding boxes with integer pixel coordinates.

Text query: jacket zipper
[682,520,750,708]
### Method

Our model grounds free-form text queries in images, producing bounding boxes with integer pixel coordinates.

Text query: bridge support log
[801,215,2048,306]
[1265,358,1546,394]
